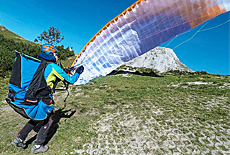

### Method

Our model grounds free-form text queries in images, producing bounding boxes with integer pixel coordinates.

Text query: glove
[75,65,84,75]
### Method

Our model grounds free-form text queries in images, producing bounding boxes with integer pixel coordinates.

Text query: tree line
[0,34,75,77]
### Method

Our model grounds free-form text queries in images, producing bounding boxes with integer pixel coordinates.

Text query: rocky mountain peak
[125,47,193,73]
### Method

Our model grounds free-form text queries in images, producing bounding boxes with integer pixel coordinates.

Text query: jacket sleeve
[47,63,80,85]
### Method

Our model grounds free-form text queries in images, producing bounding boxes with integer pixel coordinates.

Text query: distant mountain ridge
[125,47,193,73]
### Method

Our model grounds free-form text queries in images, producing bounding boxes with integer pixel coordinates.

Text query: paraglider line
[165,19,230,48]
[172,21,210,50]
[199,19,230,32]
[165,35,178,48]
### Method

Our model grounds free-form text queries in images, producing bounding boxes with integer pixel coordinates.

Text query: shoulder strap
[25,60,51,103]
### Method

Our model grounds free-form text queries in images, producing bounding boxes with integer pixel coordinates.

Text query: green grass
[0,67,229,154]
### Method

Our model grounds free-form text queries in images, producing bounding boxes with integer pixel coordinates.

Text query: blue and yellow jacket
[37,51,79,88]
[44,63,78,89]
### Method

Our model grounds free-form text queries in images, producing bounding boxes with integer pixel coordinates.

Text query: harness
[6,51,70,120]
[6,51,53,120]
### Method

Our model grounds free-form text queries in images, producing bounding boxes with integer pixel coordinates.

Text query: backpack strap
[25,60,51,103]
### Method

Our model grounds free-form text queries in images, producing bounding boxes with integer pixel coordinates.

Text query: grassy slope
[0,26,37,46]
[0,66,229,154]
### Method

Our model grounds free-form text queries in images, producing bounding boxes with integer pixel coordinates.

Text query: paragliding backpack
[5,51,52,119]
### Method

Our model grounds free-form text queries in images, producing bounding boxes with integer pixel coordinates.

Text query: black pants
[17,114,53,145]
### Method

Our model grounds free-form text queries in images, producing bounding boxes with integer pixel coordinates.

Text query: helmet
[41,44,58,54]
[38,44,58,62]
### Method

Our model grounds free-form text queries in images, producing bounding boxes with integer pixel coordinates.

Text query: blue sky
[0,0,229,75]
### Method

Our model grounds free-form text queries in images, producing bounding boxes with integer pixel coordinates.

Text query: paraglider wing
[72,0,230,85]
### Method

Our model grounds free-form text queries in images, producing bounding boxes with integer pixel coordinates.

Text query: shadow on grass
[108,70,163,77]
[25,106,76,146]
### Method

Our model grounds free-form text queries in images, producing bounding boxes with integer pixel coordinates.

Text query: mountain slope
[0,26,36,45]
[125,47,193,73]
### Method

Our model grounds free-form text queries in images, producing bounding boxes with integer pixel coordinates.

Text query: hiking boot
[31,145,49,154]
[12,137,26,149]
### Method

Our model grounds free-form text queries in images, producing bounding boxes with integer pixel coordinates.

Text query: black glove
[75,65,84,75]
